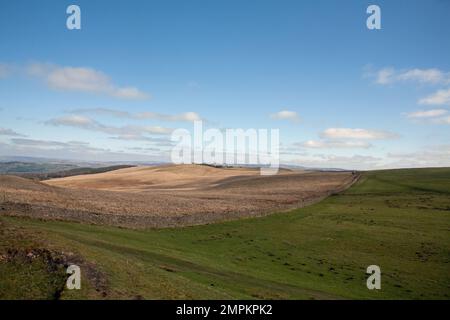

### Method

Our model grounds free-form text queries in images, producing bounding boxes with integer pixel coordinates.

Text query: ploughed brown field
[0,164,358,228]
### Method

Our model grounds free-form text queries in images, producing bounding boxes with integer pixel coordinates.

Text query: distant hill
[0,161,136,180]
[0,156,167,168]
[0,156,349,174]
[0,161,78,174]
[19,164,136,180]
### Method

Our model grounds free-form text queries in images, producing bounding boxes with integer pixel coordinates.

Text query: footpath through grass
[1,168,449,299]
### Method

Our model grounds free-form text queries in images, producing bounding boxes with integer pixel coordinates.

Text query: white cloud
[372,67,450,85]
[28,63,149,100]
[11,138,89,149]
[288,154,382,170]
[301,140,371,149]
[46,66,111,92]
[126,146,161,152]
[0,127,26,137]
[110,134,174,147]
[0,139,166,162]
[406,109,448,118]
[46,115,104,131]
[136,111,202,122]
[375,68,395,85]
[432,116,450,124]
[397,68,447,84]
[69,108,202,122]
[386,145,450,168]
[320,128,398,140]
[270,110,300,122]
[368,67,450,107]
[141,126,173,135]
[46,115,173,136]
[284,144,449,170]
[68,108,131,118]
[419,88,450,105]
[113,87,149,100]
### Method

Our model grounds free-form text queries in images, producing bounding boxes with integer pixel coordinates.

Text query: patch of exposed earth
[0,165,359,228]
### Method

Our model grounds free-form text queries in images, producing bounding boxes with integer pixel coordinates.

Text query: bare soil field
[0,165,358,228]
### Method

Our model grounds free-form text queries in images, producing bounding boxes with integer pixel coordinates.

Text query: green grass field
[1,168,449,299]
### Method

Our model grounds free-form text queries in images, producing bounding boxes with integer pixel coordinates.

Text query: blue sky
[0,0,449,169]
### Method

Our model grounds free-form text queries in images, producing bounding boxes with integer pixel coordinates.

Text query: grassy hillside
[1,168,449,299]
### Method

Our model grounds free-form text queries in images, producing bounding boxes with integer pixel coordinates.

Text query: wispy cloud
[404,109,450,125]
[1,138,166,162]
[69,108,202,122]
[396,68,448,84]
[367,67,450,107]
[288,127,396,151]
[406,109,448,118]
[300,140,371,149]
[126,146,162,152]
[432,116,450,125]
[10,138,90,149]
[374,67,395,85]
[386,145,450,168]
[46,115,111,132]
[109,134,174,146]
[27,63,149,100]
[419,88,450,105]
[371,67,450,85]
[137,111,201,122]
[320,128,398,140]
[46,115,173,136]
[0,127,26,137]
[289,154,382,170]
[270,110,300,123]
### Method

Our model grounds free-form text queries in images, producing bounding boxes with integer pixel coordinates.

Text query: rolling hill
[1,164,356,228]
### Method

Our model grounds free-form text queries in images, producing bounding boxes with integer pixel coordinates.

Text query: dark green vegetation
[22,164,135,180]
[0,221,69,299]
[0,161,78,174]
[0,168,449,299]
[0,162,135,180]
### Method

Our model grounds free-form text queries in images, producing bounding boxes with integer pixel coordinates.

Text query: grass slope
[1,168,449,299]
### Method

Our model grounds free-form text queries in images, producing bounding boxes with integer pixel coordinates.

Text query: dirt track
[0,165,358,228]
